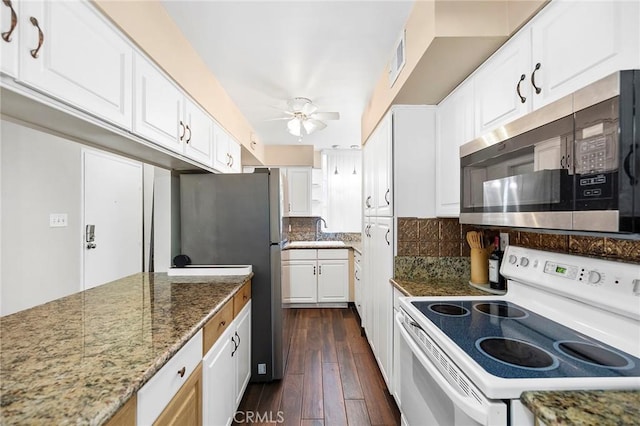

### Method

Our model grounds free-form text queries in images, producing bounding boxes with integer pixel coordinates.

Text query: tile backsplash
[397,217,640,264]
[283,217,361,243]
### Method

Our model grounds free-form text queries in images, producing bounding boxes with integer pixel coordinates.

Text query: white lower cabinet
[392,287,403,406]
[137,330,203,425]
[353,251,363,318]
[282,249,349,304]
[203,301,252,426]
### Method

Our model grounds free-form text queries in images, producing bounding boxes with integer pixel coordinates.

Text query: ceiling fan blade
[303,119,327,135]
[287,118,302,136]
[264,116,293,121]
[301,101,318,116]
[310,111,340,121]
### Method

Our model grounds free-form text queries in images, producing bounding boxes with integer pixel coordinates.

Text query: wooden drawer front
[137,330,203,426]
[105,394,136,426]
[233,281,252,317]
[203,300,233,356]
[283,249,317,260]
[154,363,203,426]
[317,249,348,260]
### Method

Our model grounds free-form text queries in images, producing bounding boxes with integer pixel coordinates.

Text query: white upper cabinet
[213,124,242,173]
[283,167,312,216]
[183,99,214,165]
[0,0,19,77]
[436,79,474,217]
[363,135,376,217]
[134,54,184,153]
[374,114,393,217]
[474,31,531,136]
[18,0,133,130]
[530,0,640,109]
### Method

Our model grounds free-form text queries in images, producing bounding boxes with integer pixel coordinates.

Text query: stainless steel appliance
[179,169,284,382]
[460,70,640,233]
[397,246,640,426]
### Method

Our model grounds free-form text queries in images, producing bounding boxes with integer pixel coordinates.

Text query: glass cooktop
[411,300,640,379]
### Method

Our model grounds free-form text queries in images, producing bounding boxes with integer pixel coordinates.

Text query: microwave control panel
[574,122,618,175]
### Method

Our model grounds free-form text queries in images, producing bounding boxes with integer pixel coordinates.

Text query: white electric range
[397,245,640,426]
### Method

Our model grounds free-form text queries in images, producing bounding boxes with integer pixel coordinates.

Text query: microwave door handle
[395,313,499,425]
[623,143,638,186]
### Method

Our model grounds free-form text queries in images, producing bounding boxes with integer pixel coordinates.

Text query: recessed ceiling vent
[389,29,406,87]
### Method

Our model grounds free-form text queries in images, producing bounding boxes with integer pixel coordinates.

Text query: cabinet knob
[177,366,186,378]
[1,0,17,43]
[219,320,226,328]
[29,16,44,59]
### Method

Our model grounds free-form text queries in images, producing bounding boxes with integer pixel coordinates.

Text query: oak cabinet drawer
[137,330,203,425]
[233,281,251,316]
[203,300,233,355]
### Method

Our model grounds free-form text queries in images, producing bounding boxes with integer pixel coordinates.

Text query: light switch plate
[49,213,68,228]
[499,232,509,251]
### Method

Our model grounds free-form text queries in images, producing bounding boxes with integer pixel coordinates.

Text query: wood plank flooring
[234,308,400,425]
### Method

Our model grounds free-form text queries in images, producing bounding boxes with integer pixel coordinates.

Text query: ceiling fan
[275,97,340,138]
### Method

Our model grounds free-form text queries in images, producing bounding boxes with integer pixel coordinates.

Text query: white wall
[1,120,82,316]
[323,150,362,232]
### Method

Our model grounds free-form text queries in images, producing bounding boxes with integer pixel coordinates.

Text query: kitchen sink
[167,265,252,276]
[287,241,346,248]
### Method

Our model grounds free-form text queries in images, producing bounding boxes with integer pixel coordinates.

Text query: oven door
[396,312,507,426]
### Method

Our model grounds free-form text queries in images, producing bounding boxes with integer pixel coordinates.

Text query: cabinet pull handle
[226,153,231,167]
[1,0,17,43]
[185,124,191,144]
[229,154,234,168]
[313,266,316,275]
[384,189,390,205]
[231,335,237,357]
[288,203,291,212]
[29,16,43,59]
[560,155,565,168]
[531,62,542,94]
[566,153,571,169]
[623,143,638,186]
[177,366,186,378]
[355,270,359,280]
[365,196,372,208]
[385,229,390,246]
[516,74,526,104]
[319,265,322,275]
[179,121,185,141]
[219,320,226,328]
[236,331,240,348]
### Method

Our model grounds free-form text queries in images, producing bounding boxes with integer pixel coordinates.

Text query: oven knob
[520,257,530,267]
[588,271,602,284]
[508,255,517,264]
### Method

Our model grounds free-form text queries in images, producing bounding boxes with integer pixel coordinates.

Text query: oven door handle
[396,313,499,425]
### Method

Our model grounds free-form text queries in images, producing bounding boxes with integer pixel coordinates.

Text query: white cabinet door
[213,123,231,172]
[362,217,374,338]
[228,138,242,173]
[474,30,532,135]
[375,114,393,217]
[19,1,133,129]
[531,0,640,109]
[436,79,474,217]
[286,167,312,216]
[373,216,393,388]
[203,325,235,426]
[317,259,348,302]
[0,0,18,77]
[363,136,376,217]
[282,260,317,303]
[134,55,183,152]
[183,99,213,165]
[234,302,251,407]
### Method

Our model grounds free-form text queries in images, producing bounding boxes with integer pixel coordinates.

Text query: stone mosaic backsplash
[395,256,471,282]
[397,217,640,264]
[283,216,361,243]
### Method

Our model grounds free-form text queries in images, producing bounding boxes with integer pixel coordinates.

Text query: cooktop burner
[476,337,559,370]
[474,302,528,319]
[428,303,470,317]
[409,299,640,379]
[555,341,633,369]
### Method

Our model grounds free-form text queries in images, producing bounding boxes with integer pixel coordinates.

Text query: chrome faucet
[316,218,328,239]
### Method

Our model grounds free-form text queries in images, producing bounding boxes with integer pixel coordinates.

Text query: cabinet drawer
[137,329,203,426]
[233,281,251,316]
[283,249,317,260]
[317,249,348,260]
[203,300,233,355]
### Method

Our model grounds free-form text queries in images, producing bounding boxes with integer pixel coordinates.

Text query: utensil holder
[470,248,489,285]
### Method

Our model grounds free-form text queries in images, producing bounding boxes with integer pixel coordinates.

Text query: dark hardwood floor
[234,308,401,425]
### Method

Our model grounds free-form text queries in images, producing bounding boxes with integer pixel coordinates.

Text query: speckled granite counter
[391,277,491,297]
[283,241,361,251]
[0,272,251,425]
[522,390,640,425]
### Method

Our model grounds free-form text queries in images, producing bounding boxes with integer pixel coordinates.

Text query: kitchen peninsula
[0,273,251,425]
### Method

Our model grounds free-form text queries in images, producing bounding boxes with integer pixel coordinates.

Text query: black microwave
[459,70,639,234]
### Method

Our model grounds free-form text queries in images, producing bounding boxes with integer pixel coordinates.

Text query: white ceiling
[161,0,414,150]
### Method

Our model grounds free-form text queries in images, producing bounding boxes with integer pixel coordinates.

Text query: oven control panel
[501,246,640,320]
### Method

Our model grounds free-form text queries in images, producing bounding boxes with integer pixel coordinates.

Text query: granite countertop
[0,272,251,425]
[522,390,640,426]
[283,240,361,251]
[391,277,491,297]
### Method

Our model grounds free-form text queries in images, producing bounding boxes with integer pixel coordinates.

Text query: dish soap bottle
[488,236,506,291]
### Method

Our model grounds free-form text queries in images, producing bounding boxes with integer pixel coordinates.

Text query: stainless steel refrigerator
[179,169,284,382]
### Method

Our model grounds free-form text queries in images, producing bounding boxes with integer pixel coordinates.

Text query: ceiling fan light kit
[281,97,340,139]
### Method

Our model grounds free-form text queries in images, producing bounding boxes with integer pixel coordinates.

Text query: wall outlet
[49,213,68,228]
[499,232,509,251]
[258,363,267,375]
